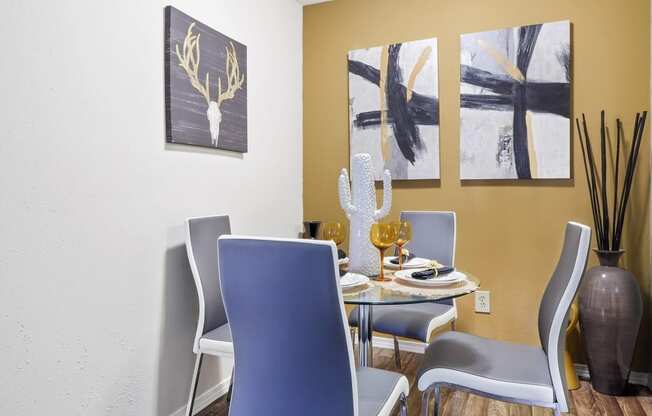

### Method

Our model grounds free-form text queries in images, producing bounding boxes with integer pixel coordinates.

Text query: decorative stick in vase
[338,153,392,276]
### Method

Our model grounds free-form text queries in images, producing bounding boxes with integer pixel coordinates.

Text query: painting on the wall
[460,20,570,179]
[348,38,439,180]
[165,6,247,152]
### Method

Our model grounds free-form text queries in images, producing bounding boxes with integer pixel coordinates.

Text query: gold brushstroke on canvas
[406,45,432,102]
[379,45,391,162]
[477,39,525,82]
[526,111,538,178]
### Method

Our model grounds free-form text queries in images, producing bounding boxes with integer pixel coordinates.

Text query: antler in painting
[176,23,245,146]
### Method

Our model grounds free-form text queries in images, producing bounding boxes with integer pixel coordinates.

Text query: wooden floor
[199,348,652,415]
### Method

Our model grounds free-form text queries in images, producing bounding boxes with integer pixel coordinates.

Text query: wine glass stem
[379,249,385,281]
[398,245,403,270]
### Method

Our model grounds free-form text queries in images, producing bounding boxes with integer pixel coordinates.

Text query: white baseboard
[372,336,649,387]
[370,335,427,353]
[169,377,231,416]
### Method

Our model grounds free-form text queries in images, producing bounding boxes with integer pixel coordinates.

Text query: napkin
[411,266,455,280]
[390,251,416,264]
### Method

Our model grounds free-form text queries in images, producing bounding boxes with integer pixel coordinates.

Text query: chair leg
[185,353,204,416]
[226,367,234,402]
[399,392,408,416]
[393,335,402,370]
[350,327,356,351]
[421,387,433,416]
[433,385,441,416]
[553,404,562,416]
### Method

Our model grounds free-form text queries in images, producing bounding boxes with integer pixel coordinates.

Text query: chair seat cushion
[357,367,409,416]
[349,302,456,342]
[417,331,553,404]
[199,324,233,356]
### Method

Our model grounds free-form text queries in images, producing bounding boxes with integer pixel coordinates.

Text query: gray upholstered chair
[349,211,457,368]
[184,215,233,416]
[218,236,409,416]
[417,222,591,416]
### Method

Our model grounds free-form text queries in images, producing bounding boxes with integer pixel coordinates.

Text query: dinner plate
[394,269,466,287]
[384,256,431,269]
[340,272,369,288]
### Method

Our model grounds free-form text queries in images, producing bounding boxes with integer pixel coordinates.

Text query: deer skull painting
[175,22,245,147]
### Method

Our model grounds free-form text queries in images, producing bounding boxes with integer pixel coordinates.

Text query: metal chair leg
[226,367,234,402]
[553,404,562,416]
[393,335,402,369]
[421,387,433,416]
[185,353,204,416]
[399,392,408,416]
[433,385,441,416]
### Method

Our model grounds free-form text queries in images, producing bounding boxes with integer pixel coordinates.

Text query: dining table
[342,268,480,367]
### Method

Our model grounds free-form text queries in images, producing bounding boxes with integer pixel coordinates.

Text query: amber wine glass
[370,223,398,281]
[391,221,413,270]
[322,222,346,248]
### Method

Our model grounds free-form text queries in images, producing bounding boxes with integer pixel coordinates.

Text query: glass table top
[341,269,480,305]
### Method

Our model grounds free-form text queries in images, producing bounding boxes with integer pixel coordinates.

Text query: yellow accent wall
[303,0,650,370]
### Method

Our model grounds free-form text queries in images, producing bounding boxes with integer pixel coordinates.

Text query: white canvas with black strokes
[460,20,570,179]
[348,38,439,180]
[165,6,247,152]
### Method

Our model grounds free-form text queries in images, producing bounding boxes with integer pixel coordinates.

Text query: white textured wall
[0,1,303,414]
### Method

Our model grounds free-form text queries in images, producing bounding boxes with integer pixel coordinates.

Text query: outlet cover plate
[475,290,491,314]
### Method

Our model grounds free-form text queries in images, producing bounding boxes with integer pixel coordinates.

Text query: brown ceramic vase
[578,249,642,395]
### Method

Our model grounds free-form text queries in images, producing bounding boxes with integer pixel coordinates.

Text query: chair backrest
[218,236,357,416]
[537,222,590,411]
[400,211,456,266]
[185,215,231,353]
[401,211,456,306]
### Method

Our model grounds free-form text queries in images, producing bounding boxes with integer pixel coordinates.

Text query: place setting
[371,220,468,289]
[319,218,470,293]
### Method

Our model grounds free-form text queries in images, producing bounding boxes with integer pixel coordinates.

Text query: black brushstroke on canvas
[348,60,439,127]
[512,24,542,178]
[460,23,571,179]
[348,55,438,164]
[461,65,570,115]
[387,44,424,163]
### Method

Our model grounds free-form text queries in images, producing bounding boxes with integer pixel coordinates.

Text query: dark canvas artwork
[165,6,247,152]
[460,20,570,179]
[348,38,439,180]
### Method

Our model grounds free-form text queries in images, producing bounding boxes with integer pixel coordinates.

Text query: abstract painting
[460,21,570,179]
[348,38,439,180]
[165,6,247,152]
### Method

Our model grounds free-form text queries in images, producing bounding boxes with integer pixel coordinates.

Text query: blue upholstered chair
[218,236,409,416]
[184,215,233,416]
[417,222,591,416]
[349,211,458,368]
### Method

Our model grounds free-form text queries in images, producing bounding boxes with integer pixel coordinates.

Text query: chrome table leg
[357,304,374,367]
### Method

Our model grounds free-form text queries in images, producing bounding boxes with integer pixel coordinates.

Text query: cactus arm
[373,169,392,220]
[338,168,356,218]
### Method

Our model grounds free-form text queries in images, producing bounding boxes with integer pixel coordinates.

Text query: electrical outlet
[475,290,491,314]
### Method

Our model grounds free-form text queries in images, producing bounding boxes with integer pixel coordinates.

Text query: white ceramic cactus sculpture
[339,153,392,276]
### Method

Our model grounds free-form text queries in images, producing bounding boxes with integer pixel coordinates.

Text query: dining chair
[417,222,591,416]
[217,235,409,416]
[349,211,457,369]
[184,215,233,416]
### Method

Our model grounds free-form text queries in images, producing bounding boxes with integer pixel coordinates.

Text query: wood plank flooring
[198,348,651,416]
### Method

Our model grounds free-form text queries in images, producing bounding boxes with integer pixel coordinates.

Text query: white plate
[340,272,369,288]
[384,256,431,269]
[394,269,466,287]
